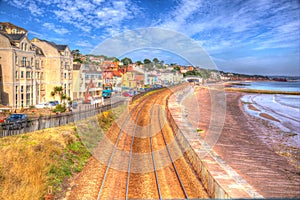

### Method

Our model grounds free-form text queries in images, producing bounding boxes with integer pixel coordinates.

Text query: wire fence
[0,100,126,137]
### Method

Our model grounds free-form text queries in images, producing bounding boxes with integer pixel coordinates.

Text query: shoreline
[182,86,300,197]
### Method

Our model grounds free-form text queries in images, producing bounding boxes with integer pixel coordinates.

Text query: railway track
[96,92,150,199]
[94,86,208,199]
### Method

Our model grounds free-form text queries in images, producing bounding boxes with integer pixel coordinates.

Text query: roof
[33,38,69,51]
[31,44,45,56]
[113,70,122,77]
[55,45,67,51]
[0,32,24,47]
[7,34,26,41]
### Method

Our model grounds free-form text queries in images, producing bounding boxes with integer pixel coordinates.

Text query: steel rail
[149,100,162,200]
[125,106,143,199]
[96,95,150,200]
[158,106,189,199]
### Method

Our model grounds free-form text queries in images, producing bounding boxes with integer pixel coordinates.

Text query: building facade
[0,22,73,108]
[31,38,73,102]
[72,63,102,100]
[0,31,43,108]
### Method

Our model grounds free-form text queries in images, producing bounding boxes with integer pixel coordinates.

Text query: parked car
[1,114,31,130]
[35,102,49,108]
[49,101,59,108]
[122,92,133,97]
[71,101,78,109]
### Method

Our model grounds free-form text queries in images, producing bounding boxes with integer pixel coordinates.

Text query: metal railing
[0,101,126,137]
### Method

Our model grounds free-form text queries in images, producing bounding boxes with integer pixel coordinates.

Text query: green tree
[136,61,142,66]
[113,57,120,62]
[143,58,151,64]
[152,58,159,64]
[51,86,65,104]
[174,66,180,71]
[121,57,132,66]
[71,49,81,59]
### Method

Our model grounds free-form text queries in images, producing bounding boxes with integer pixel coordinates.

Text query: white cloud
[5,0,140,36]
[76,41,93,48]
[156,0,299,54]
[43,22,70,35]
[28,30,43,38]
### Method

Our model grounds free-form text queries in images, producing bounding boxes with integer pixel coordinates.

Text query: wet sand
[182,87,300,198]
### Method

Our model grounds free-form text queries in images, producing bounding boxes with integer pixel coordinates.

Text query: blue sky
[0,0,299,76]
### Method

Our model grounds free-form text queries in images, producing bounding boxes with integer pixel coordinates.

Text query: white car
[35,102,49,108]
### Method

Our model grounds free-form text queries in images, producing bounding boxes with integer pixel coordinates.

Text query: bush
[53,104,66,113]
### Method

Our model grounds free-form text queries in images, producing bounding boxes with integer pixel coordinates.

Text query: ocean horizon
[234,81,300,92]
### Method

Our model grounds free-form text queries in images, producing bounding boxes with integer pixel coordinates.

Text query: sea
[236,81,300,148]
[233,81,300,92]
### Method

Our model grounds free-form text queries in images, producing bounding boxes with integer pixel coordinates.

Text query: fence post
[38,116,41,130]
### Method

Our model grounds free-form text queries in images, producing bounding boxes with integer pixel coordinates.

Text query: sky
[0,0,299,76]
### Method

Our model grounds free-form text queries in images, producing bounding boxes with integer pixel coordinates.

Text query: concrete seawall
[166,86,263,198]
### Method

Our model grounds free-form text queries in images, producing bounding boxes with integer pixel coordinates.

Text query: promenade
[167,85,300,198]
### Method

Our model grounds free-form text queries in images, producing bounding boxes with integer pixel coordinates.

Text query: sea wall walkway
[166,85,300,198]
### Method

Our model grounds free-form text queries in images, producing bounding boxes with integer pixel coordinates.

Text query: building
[72,63,102,100]
[0,29,43,108]
[31,38,73,102]
[0,22,27,34]
[122,71,144,89]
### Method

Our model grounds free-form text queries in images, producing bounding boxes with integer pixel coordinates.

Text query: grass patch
[0,124,91,200]
[76,106,125,151]
[0,106,126,200]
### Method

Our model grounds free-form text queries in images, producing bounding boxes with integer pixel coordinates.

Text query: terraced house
[31,38,73,101]
[0,22,44,108]
[0,22,72,108]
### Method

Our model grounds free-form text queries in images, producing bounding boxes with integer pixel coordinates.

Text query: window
[26,71,30,78]
[15,71,18,79]
[15,54,18,64]
[24,43,27,51]
[64,73,66,79]
[26,86,30,93]
[22,57,26,67]
[20,71,24,78]
[26,93,30,106]
[21,86,24,93]
[15,86,18,93]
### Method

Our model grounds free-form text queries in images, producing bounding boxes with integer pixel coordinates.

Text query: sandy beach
[182,86,300,198]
